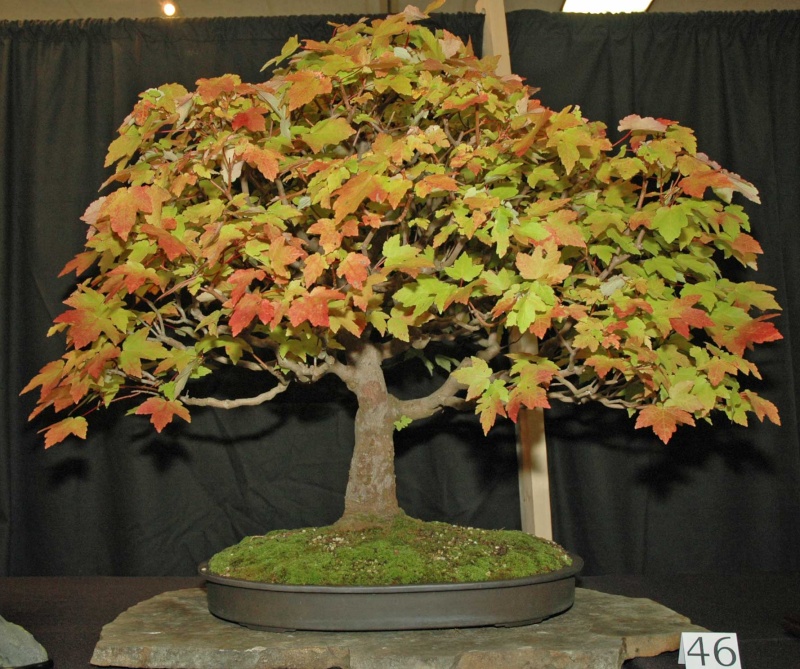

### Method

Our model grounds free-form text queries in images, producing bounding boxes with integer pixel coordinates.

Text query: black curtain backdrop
[1,10,798,578]
[507,10,800,575]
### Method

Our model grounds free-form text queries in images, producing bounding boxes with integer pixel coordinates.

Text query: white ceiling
[1,0,798,20]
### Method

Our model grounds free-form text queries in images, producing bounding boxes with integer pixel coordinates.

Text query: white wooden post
[474,0,553,539]
[475,0,511,77]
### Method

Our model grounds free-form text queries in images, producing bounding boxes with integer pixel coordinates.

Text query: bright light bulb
[161,2,178,17]
[562,0,653,12]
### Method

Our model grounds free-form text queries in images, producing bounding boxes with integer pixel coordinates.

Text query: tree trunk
[336,342,402,529]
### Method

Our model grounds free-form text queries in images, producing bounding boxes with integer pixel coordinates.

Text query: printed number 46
[687,636,738,667]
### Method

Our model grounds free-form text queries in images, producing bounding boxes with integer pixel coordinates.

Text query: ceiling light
[160,1,179,17]
[562,0,653,12]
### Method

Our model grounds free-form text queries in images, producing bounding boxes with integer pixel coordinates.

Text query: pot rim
[199,552,583,594]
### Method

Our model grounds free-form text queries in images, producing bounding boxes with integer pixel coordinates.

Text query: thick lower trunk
[337,343,402,529]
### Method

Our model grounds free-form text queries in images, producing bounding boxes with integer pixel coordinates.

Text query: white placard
[679,632,742,668]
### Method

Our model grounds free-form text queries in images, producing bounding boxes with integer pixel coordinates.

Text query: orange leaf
[59,251,98,278]
[285,70,332,111]
[339,253,371,288]
[635,405,695,444]
[101,186,153,241]
[135,397,191,433]
[43,416,88,448]
[332,174,387,223]
[197,75,239,103]
[730,232,763,263]
[241,145,282,181]
[267,236,306,281]
[741,390,781,425]
[141,224,188,261]
[85,345,121,380]
[414,174,459,198]
[506,386,549,423]
[705,357,739,387]
[20,360,65,397]
[678,170,732,199]
[303,253,328,285]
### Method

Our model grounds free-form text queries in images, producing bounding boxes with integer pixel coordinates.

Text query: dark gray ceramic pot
[199,554,582,632]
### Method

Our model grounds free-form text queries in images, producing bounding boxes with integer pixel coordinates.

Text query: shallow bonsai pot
[199,554,583,631]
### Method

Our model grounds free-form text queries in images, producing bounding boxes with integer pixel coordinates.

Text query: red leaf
[43,416,88,448]
[669,297,715,339]
[726,316,782,357]
[229,292,275,336]
[225,269,267,306]
[53,309,101,350]
[635,405,695,444]
[288,287,345,328]
[135,397,191,433]
[231,107,267,132]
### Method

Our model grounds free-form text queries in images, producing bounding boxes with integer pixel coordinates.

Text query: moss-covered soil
[208,515,572,586]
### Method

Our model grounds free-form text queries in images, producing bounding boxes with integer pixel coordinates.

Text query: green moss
[208,516,572,586]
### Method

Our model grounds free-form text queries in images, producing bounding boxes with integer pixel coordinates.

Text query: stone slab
[91,587,705,669]
[0,614,50,667]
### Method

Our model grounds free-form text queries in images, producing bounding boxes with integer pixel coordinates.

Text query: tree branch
[394,366,470,421]
[182,383,290,409]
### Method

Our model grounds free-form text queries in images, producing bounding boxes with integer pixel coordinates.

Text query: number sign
[679,633,742,668]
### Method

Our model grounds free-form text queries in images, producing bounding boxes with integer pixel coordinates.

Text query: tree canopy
[24,4,781,448]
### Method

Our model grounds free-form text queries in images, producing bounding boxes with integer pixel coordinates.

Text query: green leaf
[653,206,689,244]
[262,35,300,70]
[444,254,484,282]
[394,415,413,431]
[105,126,141,168]
[301,117,356,153]
[382,235,434,275]
[453,357,492,401]
[119,329,168,377]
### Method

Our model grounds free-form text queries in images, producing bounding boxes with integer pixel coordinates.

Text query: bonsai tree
[23,4,781,537]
